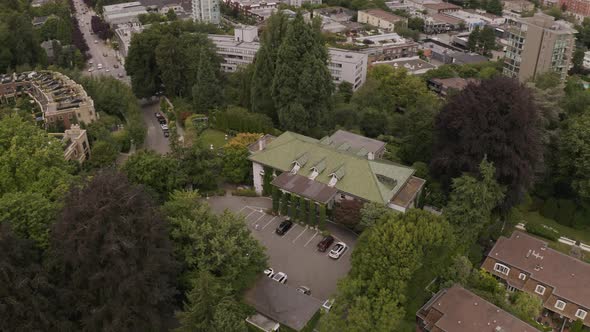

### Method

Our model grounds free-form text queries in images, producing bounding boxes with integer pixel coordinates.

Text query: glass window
[494,263,510,275]
[535,285,546,295]
[555,300,566,311]
[575,309,587,320]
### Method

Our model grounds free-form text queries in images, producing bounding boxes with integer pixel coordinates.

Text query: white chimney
[367,152,375,160]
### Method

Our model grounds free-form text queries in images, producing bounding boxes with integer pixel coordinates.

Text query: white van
[97,63,103,70]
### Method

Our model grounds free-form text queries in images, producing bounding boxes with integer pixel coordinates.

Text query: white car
[263,268,274,278]
[87,67,94,72]
[97,64,103,70]
[328,242,348,259]
[271,272,287,284]
[160,124,168,130]
[94,40,98,44]
[105,69,110,72]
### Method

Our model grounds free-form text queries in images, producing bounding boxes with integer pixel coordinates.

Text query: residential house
[373,56,437,75]
[417,284,541,332]
[358,9,407,31]
[248,130,425,213]
[353,32,419,61]
[427,77,478,96]
[482,231,590,327]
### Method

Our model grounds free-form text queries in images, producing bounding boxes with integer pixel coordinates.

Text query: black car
[317,235,334,252]
[275,220,293,236]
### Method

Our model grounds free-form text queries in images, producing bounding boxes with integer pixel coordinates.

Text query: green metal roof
[248,132,416,204]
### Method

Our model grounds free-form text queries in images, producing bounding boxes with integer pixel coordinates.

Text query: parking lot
[207,195,356,301]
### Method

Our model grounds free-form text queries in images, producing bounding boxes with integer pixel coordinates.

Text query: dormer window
[291,162,301,174]
[576,309,587,320]
[493,263,510,276]
[309,168,319,180]
[554,300,566,311]
[328,174,338,187]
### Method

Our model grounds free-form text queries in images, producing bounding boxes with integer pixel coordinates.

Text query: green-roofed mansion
[248,130,425,218]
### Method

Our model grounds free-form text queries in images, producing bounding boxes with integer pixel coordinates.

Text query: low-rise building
[49,124,91,163]
[373,56,437,75]
[584,50,590,69]
[482,231,590,327]
[208,26,368,90]
[352,32,419,61]
[502,0,535,13]
[423,2,461,14]
[114,23,146,58]
[417,284,541,332]
[0,71,97,129]
[424,13,464,33]
[358,9,407,31]
[559,0,590,19]
[249,130,425,213]
[427,77,478,96]
[103,2,148,25]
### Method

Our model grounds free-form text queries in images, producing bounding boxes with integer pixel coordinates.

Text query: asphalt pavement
[141,101,171,154]
[72,1,173,154]
[72,0,129,83]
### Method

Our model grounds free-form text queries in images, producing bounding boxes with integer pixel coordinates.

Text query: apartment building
[503,13,576,82]
[208,26,368,90]
[103,2,148,25]
[0,71,97,129]
[417,285,540,332]
[423,2,461,14]
[482,231,590,327]
[559,0,590,19]
[192,0,220,23]
[357,9,407,31]
[49,124,91,163]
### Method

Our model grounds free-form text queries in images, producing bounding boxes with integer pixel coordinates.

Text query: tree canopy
[431,77,542,209]
[49,170,177,332]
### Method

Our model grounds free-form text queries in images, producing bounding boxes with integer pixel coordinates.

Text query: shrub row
[232,189,257,197]
[526,223,560,242]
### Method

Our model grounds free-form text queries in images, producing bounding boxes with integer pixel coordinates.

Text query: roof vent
[526,249,532,258]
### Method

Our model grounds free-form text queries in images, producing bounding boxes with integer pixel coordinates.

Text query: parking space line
[250,213,266,226]
[237,206,249,214]
[244,210,257,219]
[304,230,319,247]
[262,216,277,230]
[292,226,309,244]
[283,223,298,238]
[245,206,268,212]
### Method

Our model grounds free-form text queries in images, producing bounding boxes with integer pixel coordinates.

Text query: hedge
[213,106,273,133]
[232,189,257,197]
[526,223,560,241]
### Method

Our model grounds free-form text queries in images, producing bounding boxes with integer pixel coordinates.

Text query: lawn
[199,129,227,150]
[523,211,590,244]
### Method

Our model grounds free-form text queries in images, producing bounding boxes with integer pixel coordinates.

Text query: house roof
[487,231,590,309]
[244,277,323,331]
[272,172,338,204]
[248,131,416,204]
[361,9,406,23]
[418,285,540,332]
[327,130,385,155]
[391,176,425,208]
[450,52,489,64]
[430,77,479,90]
[424,2,462,10]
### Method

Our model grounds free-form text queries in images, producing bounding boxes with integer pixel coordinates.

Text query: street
[141,101,171,154]
[71,0,173,154]
[72,0,129,83]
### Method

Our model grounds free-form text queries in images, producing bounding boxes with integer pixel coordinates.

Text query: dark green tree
[272,13,334,134]
[49,170,178,332]
[192,47,220,114]
[250,12,289,122]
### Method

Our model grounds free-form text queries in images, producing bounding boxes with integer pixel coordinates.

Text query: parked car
[94,40,98,44]
[271,272,287,284]
[263,268,274,278]
[296,286,311,295]
[117,72,124,78]
[103,52,108,57]
[160,124,168,131]
[113,64,119,68]
[97,63,103,70]
[87,67,94,72]
[154,112,164,119]
[163,130,169,137]
[328,242,348,259]
[105,68,110,72]
[317,235,334,252]
[275,220,293,235]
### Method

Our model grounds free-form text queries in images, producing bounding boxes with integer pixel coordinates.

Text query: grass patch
[199,129,227,150]
[523,211,590,244]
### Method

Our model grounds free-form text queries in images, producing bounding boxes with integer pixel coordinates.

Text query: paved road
[72,0,129,83]
[141,101,171,154]
[72,1,172,154]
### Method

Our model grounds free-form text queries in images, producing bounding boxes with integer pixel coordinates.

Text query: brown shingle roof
[417,285,540,332]
[423,2,462,10]
[362,9,405,23]
[272,172,338,204]
[488,231,590,309]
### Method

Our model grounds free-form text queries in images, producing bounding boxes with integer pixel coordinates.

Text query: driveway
[140,100,170,154]
[207,195,356,301]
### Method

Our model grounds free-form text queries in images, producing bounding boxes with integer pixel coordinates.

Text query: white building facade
[192,0,220,23]
[208,26,368,90]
